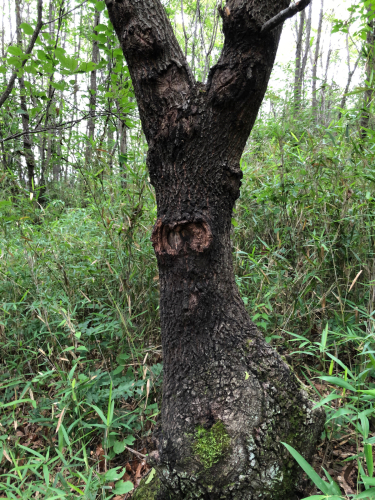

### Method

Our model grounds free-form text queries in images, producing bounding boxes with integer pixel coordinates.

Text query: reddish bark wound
[151,218,212,256]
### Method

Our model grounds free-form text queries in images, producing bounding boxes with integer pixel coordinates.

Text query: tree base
[132,474,162,500]
[145,334,325,500]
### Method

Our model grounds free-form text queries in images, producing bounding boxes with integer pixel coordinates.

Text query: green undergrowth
[1,100,375,497]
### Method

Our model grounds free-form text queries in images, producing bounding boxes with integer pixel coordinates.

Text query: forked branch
[261,0,312,33]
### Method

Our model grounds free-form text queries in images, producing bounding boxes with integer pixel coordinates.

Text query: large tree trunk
[106,0,324,498]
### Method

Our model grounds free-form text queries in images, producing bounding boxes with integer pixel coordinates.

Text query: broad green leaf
[113,439,126,454]
[282,443,330,495]
[78,61,96,72]
[59,55,78,72]
[37,49,48,61]
[105,467,125,481]
[20,23,34,35]
[113,480,133,494]
[51,81,65,91]
[93,33,107,43]
[8,46,22,56]
[95,23,107,31]
[124,435,135,445]
[8,56,22,67]
[95,1,106,11]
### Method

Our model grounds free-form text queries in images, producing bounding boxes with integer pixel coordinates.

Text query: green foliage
[193,421,231,469]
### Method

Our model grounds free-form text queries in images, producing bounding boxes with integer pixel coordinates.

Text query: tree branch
[0,0,43,110]
[0,113,102,142]
[105,0,194,142]
[261,0,312,33]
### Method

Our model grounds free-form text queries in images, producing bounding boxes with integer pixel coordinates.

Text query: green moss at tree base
[132,472,161,500]
[193,420,230,469]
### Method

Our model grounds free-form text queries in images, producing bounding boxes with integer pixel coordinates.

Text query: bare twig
[125,446,147,459]
[0,0,43,110]
[45,0,88,25]
[180,0,188,58]
[261,0,312,33]
[0,115,92,142]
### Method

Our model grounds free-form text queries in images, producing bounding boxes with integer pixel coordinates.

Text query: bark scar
[152,218,212,256]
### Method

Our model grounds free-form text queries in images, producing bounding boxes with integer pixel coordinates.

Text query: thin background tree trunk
[294,10,305,109]
[312,0,324,120]
[15,0,36,193]
[339,34,361,119]
[85,10,100,167]
[361,5,375,135]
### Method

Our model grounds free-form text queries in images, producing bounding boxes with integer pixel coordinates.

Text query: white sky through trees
[275,0,362,93]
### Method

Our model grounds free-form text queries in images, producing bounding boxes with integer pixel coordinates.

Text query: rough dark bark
[106,0,325,498]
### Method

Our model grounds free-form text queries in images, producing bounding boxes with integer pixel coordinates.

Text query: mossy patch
[193,420,230,469]
[132,471,161,500]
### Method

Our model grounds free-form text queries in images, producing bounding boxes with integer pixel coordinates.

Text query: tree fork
[106,0,324,498]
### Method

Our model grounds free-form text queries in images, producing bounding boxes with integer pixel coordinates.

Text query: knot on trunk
[151,218,212,257]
